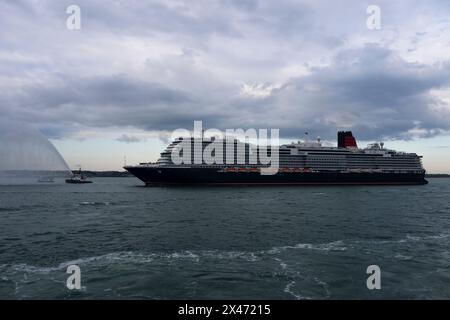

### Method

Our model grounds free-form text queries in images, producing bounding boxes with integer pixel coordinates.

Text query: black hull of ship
[124,167,428,186]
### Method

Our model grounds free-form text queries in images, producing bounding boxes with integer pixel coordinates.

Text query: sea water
[0,178,449,299]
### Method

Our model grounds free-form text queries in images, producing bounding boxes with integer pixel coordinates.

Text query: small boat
[66,168,93,184]
[38,177,55,183]
[65,176,93,184]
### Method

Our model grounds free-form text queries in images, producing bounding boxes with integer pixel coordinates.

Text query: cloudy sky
[1,0,450,172]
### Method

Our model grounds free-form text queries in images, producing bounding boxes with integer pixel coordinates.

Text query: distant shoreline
[73,171,450,178]
[72,171,132,177]
[426,174,450,178]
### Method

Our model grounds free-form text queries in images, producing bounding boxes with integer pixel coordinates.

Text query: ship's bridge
[286,141,322,148]
[285,135,323,149]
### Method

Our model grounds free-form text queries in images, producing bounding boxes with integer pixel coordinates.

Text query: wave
[1,249,263,276]
[1,239,351,276]
[267,240,347,254]
[77,201,112,206]
[284,281,311,300]
[3,233,448,277]
[348,232,450,247]
[314,277,331,297]
[394,254,413,260]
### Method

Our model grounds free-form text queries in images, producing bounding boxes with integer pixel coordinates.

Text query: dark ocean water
[0,177,449,299]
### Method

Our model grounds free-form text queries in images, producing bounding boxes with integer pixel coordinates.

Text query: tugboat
[65,168,93,184]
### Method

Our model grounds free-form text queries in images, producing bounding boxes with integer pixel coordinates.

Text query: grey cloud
[208,44,450,141]
[2,45,450,142]
[116,134,144,143]
[1,1,450,143]
[0,75,202,135]
[266,45,450,140]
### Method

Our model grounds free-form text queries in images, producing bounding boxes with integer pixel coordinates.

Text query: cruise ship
[124,131,428,185]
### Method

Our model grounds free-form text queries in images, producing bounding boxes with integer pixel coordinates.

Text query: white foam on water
[8,252,142,274]
[428,233,450,240]
[8,232,447,278]
[355,233,450,246]
[314,277,331,298]
[201,251,260,262]
[4,249,264,276]
[267,240,347,254]
[12,263,61,274]
[165,251,200,262]
[283,281,311,300]
[7,231,446,284]
[405,235,421,241]
[394,254,413,260]
[273,258,288,271]
[78,201,112,206]
[393,233,449,244]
